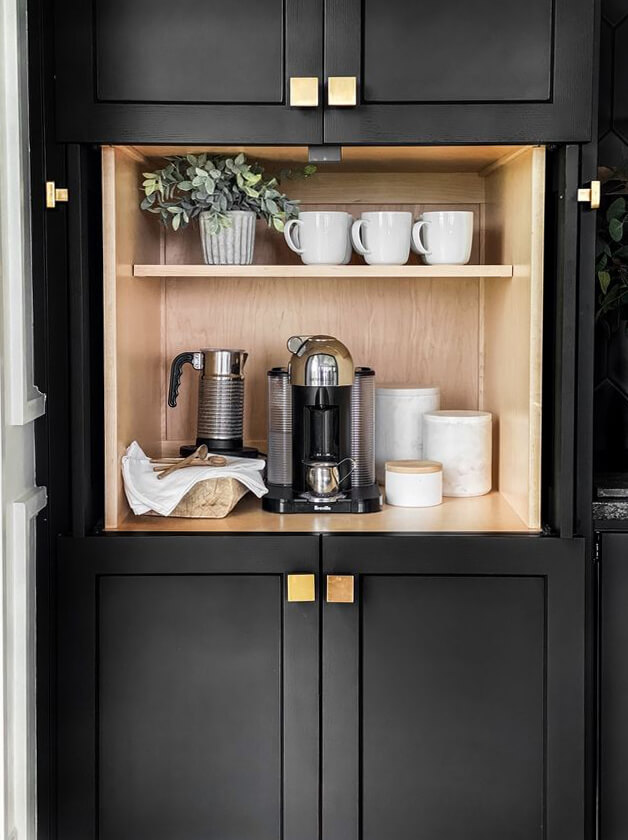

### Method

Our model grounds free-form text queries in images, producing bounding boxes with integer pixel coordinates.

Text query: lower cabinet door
[322,535,585,840]
[57,535,320,840]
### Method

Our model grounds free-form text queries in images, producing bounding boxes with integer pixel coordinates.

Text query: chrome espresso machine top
[262,335,382,514]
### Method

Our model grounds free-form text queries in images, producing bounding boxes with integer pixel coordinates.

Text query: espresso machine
[263,335,382,513]
[168,348,258,458]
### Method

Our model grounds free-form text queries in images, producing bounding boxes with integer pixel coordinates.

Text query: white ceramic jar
[385,460,443,507]
[423,410,492,497]
[375,385,440,483]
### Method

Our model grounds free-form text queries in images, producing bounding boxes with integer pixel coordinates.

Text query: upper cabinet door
[324,0,596,143]
[54,0,323,143]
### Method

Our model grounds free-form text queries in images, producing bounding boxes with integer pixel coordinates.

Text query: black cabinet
[57,535,320,840]
[53,0,595,143]
[57,533,585,840]
[53,0,323,143]
[322,535,586,840]
[324,0,595,143]
[599,532,628,840]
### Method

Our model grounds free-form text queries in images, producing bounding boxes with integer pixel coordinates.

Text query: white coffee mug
[351,211,412,265]
[284,211,352,265]
[412,211,474,265]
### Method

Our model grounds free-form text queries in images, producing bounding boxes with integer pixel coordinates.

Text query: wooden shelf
[111,490,537,534]
[133,264,513,279]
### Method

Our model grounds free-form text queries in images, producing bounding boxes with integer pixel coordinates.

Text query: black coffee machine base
[180,440,260,459]
[262,483,382,514]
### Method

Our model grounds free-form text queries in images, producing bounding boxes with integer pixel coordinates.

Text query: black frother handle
[168,352,196,407]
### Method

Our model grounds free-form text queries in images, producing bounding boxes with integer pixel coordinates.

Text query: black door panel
[95,0,284,103]
[363,0,552,103]
[361,575,544,840]
[99,574,282,840]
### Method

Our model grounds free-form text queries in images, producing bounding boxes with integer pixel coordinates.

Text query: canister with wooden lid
[384,460,443,507]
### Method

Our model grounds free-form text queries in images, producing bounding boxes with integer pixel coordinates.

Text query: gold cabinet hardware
[287,573,316,602]
[289,77,319,108]
[577,180,601,210]
[46,181,69,209]
[327,76,357,107]
[326,575,355,603]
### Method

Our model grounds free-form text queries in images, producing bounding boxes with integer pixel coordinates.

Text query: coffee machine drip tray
[301,491,347,504]
[263,483,382,514]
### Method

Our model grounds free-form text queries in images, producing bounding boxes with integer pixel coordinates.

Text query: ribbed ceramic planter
[199,210,256,265]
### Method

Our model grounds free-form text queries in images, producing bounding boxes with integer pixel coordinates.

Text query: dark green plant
[596,166,628,328]
[140,152,316,233]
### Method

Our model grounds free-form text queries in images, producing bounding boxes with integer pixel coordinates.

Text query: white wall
[0,0,47,837]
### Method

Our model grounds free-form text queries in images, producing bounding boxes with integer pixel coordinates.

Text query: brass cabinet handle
[327,76,357,107]
[289,77,320,108]
[45,181,69,208]
[326,575,355,603]
[577,180,601,210]
[287,574,316,602]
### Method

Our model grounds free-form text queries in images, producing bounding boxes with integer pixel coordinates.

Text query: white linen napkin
[122,441,267,517]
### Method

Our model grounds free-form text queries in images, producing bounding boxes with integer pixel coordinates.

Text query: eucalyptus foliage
[140,153,316,233]
[597,167,628,327]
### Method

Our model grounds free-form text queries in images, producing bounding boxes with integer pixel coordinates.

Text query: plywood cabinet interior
[102,144,545,533]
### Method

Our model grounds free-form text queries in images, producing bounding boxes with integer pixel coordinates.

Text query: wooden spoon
[153,455,227,478]
[156,444,209,480]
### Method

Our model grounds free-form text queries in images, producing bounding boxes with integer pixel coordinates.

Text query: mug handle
[351,219,371,255]
[284,219,304,254]
[411,219,431,255]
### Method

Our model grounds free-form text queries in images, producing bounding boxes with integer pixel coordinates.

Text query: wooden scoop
[156,444,213,480]
[152,455,227,472]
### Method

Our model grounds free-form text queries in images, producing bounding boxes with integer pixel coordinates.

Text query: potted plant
[140,153,316,265]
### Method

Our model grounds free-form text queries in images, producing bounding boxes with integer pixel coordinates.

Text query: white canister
[375,385,440,483]
[385,460,443,508]
[423,410,492,497]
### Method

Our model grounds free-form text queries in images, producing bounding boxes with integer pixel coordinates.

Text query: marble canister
[375,385,440,483]
[423,410,492,497]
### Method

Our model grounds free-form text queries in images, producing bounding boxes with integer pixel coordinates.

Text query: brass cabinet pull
[327,76,357,107]
[326,575,355,603]
[289,77,320,108]
[45,181,69,208]
[287,573,316,602]
[577,180,601,210]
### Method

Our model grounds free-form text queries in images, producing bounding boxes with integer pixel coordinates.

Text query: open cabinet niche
[102,144,545,533]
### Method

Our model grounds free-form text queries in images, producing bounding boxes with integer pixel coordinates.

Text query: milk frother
[168,348,258,458]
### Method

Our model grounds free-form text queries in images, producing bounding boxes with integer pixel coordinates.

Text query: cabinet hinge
[577,180,600,210]
[46,181,69,209]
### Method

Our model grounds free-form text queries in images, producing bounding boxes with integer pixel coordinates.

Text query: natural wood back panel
[162,172,484,265]
[103,146,162,528]
[164,202,481,266]
[164,274,481,445]
[482,146,545,529]
[160,172,484,447]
